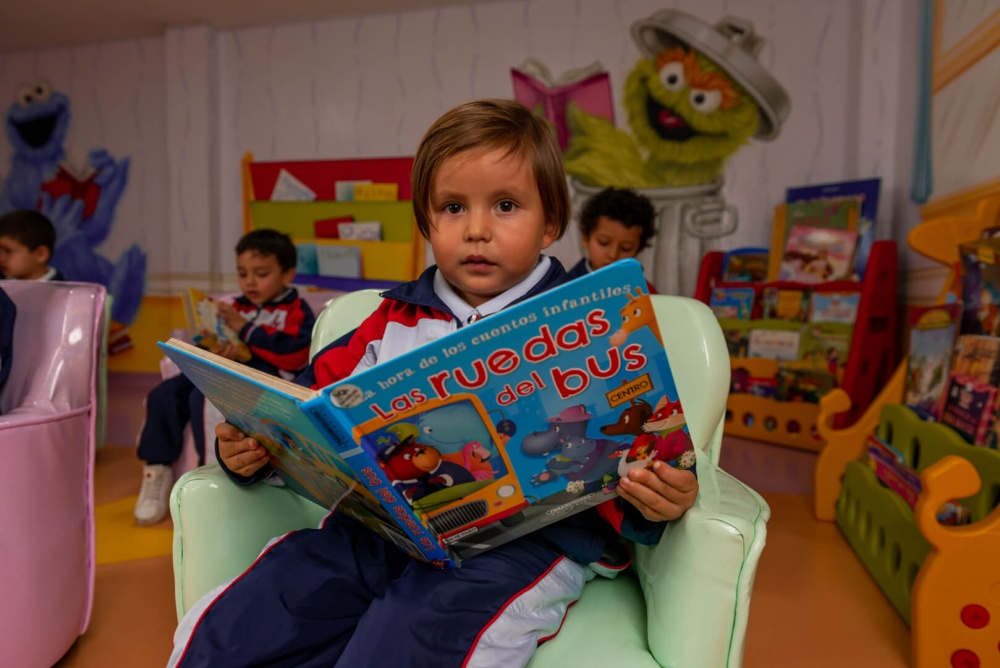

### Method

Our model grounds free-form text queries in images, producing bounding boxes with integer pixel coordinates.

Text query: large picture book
[160,260,695,568]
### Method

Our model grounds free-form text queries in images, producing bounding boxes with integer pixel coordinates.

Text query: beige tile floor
[55,373,911,667]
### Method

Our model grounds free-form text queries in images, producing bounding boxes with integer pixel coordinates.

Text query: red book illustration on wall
[38,164,101,219]
[511,59,615,151]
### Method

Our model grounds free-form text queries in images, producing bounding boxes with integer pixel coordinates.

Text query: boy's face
[427,147,557,308]
[0,235,49,280]
[582,216,643,271]
[236,250,294,305]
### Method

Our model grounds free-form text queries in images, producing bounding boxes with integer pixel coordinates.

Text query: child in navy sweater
[170,100,697,667]
[134,229,315,525]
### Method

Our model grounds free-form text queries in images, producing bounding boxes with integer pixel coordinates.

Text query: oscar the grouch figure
[563,11,788,190]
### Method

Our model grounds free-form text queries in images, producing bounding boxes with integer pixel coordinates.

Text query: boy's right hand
[217,422,271,477]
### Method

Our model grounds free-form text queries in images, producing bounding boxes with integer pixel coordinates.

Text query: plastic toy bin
[835,403,1000,624]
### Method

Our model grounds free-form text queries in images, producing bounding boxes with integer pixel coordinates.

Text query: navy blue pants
[172,514,586,667]
[137,374,206,466]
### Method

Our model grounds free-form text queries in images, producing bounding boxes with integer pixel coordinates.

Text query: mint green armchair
[170,291,769,667]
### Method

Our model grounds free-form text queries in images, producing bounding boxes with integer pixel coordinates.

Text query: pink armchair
[0,280,107,668]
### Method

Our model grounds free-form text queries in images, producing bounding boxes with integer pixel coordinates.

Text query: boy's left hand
[616,461,698,522]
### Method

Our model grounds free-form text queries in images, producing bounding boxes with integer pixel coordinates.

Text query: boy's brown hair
[0,209,56,254]
[411,99,569,241]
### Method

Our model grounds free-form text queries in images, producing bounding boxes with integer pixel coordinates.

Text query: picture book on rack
[183,288,251,363]
[160,261,695,568]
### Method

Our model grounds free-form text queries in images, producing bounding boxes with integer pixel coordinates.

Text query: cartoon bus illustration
[353,394,530,545]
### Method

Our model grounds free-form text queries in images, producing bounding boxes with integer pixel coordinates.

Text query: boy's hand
[616,461,698,522]
[217,422,271,478]
[215,301,247,333]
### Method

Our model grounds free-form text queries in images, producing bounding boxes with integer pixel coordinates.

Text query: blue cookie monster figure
[0,81,146,325]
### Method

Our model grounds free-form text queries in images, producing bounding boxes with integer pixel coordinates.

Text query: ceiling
[0,0,480,54]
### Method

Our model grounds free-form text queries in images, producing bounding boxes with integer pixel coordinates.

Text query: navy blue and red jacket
[222,261,682,565]
[229,287,315,378]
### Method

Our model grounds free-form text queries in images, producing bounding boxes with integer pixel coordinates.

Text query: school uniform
[171,258,670,667]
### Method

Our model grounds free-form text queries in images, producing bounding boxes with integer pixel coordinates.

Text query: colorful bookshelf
[241,152,425,291]
[814,194,1000,668]
[694,239,899,452]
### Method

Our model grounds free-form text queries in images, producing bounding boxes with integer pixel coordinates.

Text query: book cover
[958,238,1000,336]
[808,291,860,324]
[511,59,614,152]
[778,225,858,283]
[182,288,252,363]
[801,322,852,377]
[721,247,769,283]
[761,287,810,321]
[315,245,362,278]
[785,178,880,278]
[747,324,802,361]
[709,287,755,320]
[939,372,998,446]
[904,304,961,421]
[314,215,354,239]
[161,260,695,567]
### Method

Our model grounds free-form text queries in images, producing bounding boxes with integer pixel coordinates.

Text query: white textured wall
[0,0,922,296]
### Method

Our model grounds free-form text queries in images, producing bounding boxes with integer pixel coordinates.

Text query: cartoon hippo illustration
[523,404,624,491]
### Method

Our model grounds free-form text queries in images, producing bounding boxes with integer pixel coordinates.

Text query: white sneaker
[134,464,173,526]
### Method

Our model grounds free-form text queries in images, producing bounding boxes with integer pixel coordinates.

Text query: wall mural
[1,81,146,350]
[515,9,790,296]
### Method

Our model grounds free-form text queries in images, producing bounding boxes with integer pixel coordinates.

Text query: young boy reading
[567,186,658,293]
[0,208,64,280]
[133,229,315,526]
[169,99,698,667]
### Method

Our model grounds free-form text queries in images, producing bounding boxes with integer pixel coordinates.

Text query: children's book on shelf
[721,247,769,283]
[904,303,961,421]
[778,225,858,283]
[864,434,972,524]
[785,177,880,278]
[182,288,251,363]
[957,238,1000,336]
[160,260,695,568]
[938,332,1000,446]
[808,291,860,324]
[511,58,615,151]
[709,287,755,319]
[801,322,852,376]
[762,287,810,321]
[747,322,802,361]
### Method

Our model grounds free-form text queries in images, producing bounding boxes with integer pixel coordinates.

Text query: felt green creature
[563,45,759,188]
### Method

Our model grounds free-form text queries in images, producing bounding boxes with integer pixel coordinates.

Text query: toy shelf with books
[813,194,1000,668]
[694,239,899,452]
[241,152,426,292]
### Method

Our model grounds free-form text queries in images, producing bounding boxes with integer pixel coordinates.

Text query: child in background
[133,229,315,526]
[169,99,698,667]
[0,209,64,280]
[568,186,658,293]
